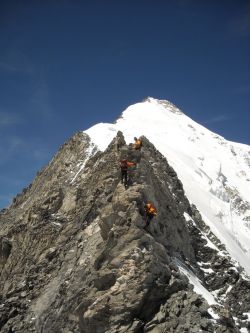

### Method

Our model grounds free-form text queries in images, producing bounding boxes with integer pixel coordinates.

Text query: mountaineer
[144,202,157,228]
[119,159,136,187]
[133,137,142,151]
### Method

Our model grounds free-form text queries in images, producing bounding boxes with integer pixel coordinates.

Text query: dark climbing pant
[121,169,128,185]
[144,213,154,228]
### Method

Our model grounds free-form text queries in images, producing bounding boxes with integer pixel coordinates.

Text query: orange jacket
[145,203,157,216]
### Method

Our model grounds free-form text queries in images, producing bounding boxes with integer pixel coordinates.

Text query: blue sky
[0,0,249,209]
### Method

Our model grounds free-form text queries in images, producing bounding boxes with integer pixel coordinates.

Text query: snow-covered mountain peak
[141,96,184,115]
[114,97,184,128]
[85,98,250,275]
[1,98,249,331]
[117,96,184,124]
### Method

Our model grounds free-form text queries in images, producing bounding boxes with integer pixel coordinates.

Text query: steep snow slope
[85,97,250,275]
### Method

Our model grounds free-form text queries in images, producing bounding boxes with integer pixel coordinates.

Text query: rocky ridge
[0,132,249,332]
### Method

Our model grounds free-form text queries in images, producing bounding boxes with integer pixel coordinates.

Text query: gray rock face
[0,132,249,332]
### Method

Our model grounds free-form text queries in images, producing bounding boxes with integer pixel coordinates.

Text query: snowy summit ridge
[85,97,250,275]
[1,97,250,332]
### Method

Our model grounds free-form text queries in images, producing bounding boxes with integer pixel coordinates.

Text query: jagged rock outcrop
[0,132,249,332]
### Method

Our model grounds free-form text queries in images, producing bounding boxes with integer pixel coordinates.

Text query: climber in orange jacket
[119,159,136,186]
[144,202,157,228]
[133,137,142,151]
